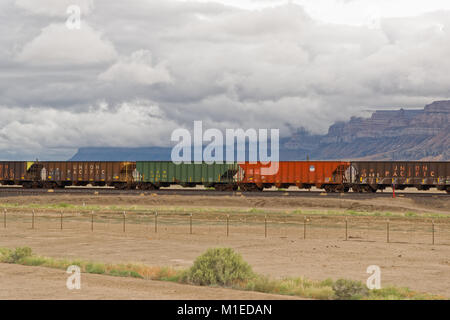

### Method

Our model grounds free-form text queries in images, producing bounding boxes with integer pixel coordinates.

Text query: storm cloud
[1,0,450,159]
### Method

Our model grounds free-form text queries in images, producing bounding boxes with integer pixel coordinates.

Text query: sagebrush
[332,279,369,300]
[183,248,255,286]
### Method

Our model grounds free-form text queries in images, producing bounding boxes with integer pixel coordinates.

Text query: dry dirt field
[0,193,449,299]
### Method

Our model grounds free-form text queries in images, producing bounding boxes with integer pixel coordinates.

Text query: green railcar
[135,161,239,190]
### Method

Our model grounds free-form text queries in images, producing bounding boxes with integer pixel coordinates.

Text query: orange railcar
[237,161,351,192]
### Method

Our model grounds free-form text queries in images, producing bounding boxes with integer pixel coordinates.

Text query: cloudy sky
[1,0,450,160]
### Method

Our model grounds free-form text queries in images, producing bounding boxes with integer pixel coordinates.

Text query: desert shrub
[109,269,143,279]
[85,262,106,274]
[0,248,12,262]
[56,203,72,208]
[332,279,369,300]
[20,256,49,266]
[244,276,335,299]
[320,278,334,287]
[245,275,279,293]
[365,286,440,300]
[307,287,335,300]
[4,247,33,263]
[156,266,183,282]
[127,270,143,279]
[405,212,417,217]
[184,248,254,286]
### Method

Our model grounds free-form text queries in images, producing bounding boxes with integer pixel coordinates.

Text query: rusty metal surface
[237,161,351,187]
[0,161,136,186]
[351,161,450,188]
[0,162,27,182]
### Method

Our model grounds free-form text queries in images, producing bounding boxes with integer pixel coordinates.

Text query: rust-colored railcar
[350,161,450,192]
[0,161,136,189]
[237,161,351,192]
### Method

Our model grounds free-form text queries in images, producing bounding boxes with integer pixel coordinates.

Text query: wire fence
[1,208,449,245]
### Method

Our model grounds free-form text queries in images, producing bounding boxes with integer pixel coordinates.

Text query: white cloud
[16,23,117,66]
[15,0,94,16]
[0,101,180,158]
[2,0,450,158]
[99,50,172,85]
[200,0,450,26]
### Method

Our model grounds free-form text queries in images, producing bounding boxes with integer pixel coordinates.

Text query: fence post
[155,212,158,233]
[3,209,6,228]
[264,215,267,238]
[190,213,193,235]
[60,211,63,230]
[226,215,230,237]
[123,211,126,233]
[387,219,390,243]
[32,210,35,229]
[345,218,348,241]
[303,216,307,239]
[432,220,435,245]
[91,211,94,232]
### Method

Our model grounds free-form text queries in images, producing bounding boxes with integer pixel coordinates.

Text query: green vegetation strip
[0,247,445,300]
[0,202,448,220]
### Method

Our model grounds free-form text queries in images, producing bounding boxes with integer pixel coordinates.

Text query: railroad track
[0,187,447,199]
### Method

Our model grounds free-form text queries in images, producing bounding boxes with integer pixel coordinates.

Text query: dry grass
[1,201,448,219]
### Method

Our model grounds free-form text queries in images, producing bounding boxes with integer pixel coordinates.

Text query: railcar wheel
[43,182,54,189]
[334,185,348,193]
[363,186,376,193]
[22,182,33,189]
[325,185,337,193]
[240,184,263,192]
[214,184,235,191]
[138,183,156,190]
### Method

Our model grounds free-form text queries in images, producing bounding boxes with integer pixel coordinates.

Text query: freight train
[0,161,448,193]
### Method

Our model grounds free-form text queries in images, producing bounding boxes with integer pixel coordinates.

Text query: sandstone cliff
[284,100,449,160]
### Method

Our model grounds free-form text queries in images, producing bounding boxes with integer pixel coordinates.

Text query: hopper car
[0,160,448,193]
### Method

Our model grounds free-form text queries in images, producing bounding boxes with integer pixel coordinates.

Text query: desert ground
[0,192,449,299]
[0,263,300,300]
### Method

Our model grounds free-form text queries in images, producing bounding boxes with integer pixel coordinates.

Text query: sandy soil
[1,223,449,298]
[0,194,449,299]
[0,263,299,300]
